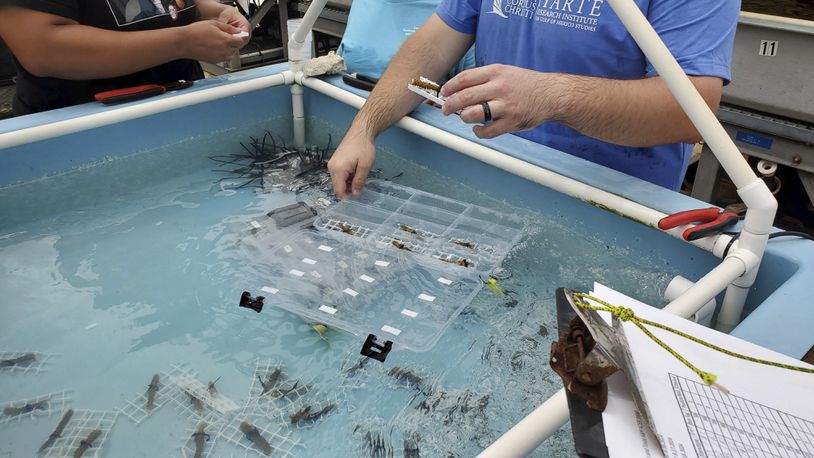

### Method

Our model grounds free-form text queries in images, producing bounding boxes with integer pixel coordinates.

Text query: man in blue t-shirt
[327,0,739,196]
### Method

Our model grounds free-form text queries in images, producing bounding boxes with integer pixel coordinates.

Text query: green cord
[571,292,814,393]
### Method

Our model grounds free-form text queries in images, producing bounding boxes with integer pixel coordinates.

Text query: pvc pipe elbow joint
[738,178,778,236]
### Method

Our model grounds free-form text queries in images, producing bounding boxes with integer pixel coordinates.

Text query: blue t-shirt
[436,0,739,190]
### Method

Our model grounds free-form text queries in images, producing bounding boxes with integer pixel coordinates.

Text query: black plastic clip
[360,334,393,362]
[239,291,264,313]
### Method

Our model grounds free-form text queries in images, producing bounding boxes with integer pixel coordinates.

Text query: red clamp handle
[658,207,739,241]
[94,84,165,105]
[683,212,739,241]
[658,207,721,230]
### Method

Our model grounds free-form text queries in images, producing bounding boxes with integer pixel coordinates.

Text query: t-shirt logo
[486,0,604,33]
[105,0,194,26]
[488,0,509,18]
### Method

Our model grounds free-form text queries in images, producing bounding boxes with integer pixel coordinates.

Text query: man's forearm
[349,14,474,139]
[553,73,722,147]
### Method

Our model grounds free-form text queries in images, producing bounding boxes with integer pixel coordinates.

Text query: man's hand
[181,20,245,63]
[440,64,566,139]
[327,129,377,199]
[440,63,723,147]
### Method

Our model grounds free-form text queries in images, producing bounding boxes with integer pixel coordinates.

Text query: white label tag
[359,275,375,283]
[758,40,778,56]
[289,269,305,277]
[318,245,334,252]
[319,305,337,315]
[374,260,390,267]
[381,325,401,336]
[401,309,418,318]
[343,288,359,297]
[437,277,453,285]
[302,258,317,265]
[418,293,436,302]
[261,286,279,294]
[250,220,262,229]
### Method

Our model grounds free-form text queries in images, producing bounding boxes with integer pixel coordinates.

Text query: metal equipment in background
[691,13,814,229]
[0,40,15,120]
[205,0,350,75]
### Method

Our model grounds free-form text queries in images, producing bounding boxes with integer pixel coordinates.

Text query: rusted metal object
[550,316,618,412]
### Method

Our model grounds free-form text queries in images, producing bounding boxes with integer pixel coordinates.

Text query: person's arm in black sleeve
[0,1,247,80]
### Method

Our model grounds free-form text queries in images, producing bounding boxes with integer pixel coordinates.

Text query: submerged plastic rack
[218,409,304,457]
[0,390,71,425]
[41,410,117,458]
[0,351,56,375]
[245,181,526,352]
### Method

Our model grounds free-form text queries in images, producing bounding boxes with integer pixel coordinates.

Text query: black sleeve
[0,0,79,21]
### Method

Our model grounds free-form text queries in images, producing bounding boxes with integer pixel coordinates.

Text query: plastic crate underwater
[243,180,527,351]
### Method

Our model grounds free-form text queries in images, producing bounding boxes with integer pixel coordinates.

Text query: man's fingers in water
[439,65,499,97]
[351,160,373,196]
[331,166,352,199]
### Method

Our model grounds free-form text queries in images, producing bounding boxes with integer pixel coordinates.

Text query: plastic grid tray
[0,391,71,425]
[314,180,526,274]
[41,410,117,458]
[0,351,56,375]
[244,181,526,352]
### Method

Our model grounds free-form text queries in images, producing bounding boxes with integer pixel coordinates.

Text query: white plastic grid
[430,251,480,270]
[178,412,227,458]
[245,359,355,428]
[318,218,373,239]
[163,365,238,421]
[217,408,304,457]
[245,359,293,406]
[376,234,429,254]
[314,179,526,275]
[0,390,71,425]
[42,409,118,458]
[0,351,56,375]
[119,372,173,424]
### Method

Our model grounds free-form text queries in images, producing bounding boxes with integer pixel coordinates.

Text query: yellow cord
[571,292,814,393]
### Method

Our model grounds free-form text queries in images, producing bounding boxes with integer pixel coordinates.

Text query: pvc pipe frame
[605,0,776,335]
[287,0,329,148]
[0,72,294,150]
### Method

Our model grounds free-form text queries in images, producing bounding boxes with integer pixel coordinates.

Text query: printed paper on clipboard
[580,283,814,458]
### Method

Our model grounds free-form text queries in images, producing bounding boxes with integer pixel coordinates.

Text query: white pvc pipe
[299,75,733,254]
[606,0,754,189]
[605,0,777,333]
[0,72,293,150]
[662,256,746,317]
[287,0,329,71]
[478,389,569,458]
[291,83,306,147]
[717,282,750,333]
[292,0,327,44]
